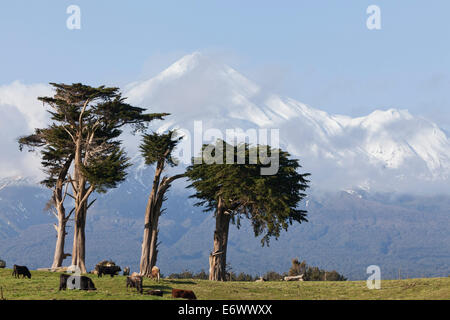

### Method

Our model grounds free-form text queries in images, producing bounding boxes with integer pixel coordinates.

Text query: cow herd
[8,264,197,299]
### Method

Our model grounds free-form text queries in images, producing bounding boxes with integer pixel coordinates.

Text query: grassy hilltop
[0,269,448,300]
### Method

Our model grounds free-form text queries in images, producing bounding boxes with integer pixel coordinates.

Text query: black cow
[96,265,121,278]
[59,274,97,291]
[126,275,143,294]
[12,265,31,279]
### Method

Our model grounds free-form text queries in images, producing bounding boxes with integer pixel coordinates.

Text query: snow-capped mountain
[1,52,449,279]
[1,52,449,193]
[123,52,450,194]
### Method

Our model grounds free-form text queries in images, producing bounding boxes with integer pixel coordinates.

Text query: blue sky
[1,0,449,130]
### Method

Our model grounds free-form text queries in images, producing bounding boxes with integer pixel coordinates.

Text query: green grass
[0,269,448,300]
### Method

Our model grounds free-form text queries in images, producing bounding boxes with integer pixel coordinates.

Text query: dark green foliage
[185,140,310,245]
[139,130,182,167]
[168,270,209,280]
[289,258,308,276]
[18,125,74,188]
[168,269,257,281]
[235,272,256,282]
[80,146,131,193]
[39,83,166,133]
[263,271,285,281]
[32,82,167,193]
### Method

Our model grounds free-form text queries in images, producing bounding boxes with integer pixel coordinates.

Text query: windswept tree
[18,126,74,269]
[185,140,310,281]
[36,83,167,273]
[139,130,185,276]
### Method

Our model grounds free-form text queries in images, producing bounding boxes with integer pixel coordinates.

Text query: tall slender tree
[18,126,74,269]
[139,130,185,276]
[34,83,167,273]
[185,140,310,281]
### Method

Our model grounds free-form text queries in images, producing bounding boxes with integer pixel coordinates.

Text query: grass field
[0,269,448,300]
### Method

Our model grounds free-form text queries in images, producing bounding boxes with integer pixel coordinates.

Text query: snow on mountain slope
[124,52,450,193]
[0,52,449,193]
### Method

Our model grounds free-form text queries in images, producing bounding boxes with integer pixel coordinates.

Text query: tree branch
[62,126,76,143]
[65,207,75,222]
[78,185,95,211]
[78,98,91,126]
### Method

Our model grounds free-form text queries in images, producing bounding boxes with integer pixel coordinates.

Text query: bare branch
[61,180,71,204]
[78,185,95,211]
[62,126,76,143]
[51,208,58,219]
[65,207,75,221]
[78,98,91,126]
[68,174,78,196]
[87,198,97,210]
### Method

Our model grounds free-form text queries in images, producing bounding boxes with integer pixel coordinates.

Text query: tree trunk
[71,201,87,274]
[139,163,163,276]
[209,198,231,281]
[51,217,67,269]
[139,209,153,276]
[71,177,89,273]
[71,225,78,267]
[51,156,73,269]
[70,136,90,274]
[148,215,160,269]
[150,228,159,268]
[140,198,162,276]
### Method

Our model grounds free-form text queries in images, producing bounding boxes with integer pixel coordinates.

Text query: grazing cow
[59,274,96,291]
[172,289,197,300]
[127,273,143,293]
[151,266,160,282]
[126,275,143,294]
[123,267,130,276]
[12,265,31,279]
[96,265,121,278]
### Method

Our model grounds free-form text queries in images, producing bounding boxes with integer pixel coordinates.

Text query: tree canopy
[185,140,310,246]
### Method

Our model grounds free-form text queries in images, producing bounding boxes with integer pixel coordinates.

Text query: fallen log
[284,274,304,281]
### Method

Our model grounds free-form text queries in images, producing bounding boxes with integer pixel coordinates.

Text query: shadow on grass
[141,284,173,295]
[163,279,196,285]
[141,280,197,296]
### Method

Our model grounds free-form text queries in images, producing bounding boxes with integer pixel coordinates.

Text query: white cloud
[0,81,52,180]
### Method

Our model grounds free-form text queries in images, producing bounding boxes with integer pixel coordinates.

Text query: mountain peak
[123,52,450,193]
[159,51,207,79]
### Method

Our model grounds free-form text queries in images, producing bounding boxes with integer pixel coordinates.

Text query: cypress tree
[18,125,74,269]
[25,83,167,273]
[185,140,310,281]
[139,130,185,276]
